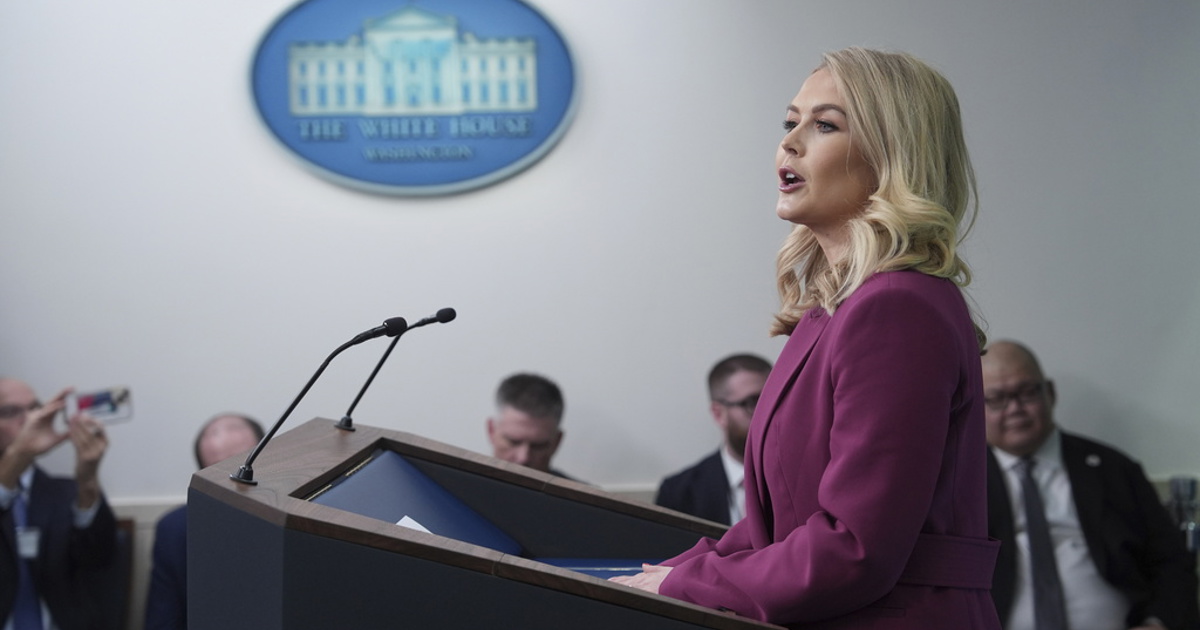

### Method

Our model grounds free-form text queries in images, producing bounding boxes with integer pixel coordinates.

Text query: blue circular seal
[251,0,578,196]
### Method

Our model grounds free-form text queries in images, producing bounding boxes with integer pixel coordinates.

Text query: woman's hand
[609,564,673,594]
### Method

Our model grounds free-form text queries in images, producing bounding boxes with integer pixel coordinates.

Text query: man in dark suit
[983,340,1199,630]
[655,354,772,525]
[0,378,118,630]
[144,412,264,630]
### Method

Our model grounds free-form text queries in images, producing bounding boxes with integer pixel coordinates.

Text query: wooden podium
[187,418,783,629]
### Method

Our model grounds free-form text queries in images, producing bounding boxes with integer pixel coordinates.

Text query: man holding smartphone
[0,378,119,630]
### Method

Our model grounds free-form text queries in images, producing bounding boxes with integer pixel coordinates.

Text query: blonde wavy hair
[770,47,983,348]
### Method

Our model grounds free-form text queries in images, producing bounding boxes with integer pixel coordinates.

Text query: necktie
[730,478,745,524]
[11,487,45,630]
[1018,457,1068,630]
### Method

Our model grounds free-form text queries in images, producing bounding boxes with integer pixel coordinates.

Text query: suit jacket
[659,271,1001,629]
[656,450,732,525]
[1,467,119,630]
[144,504,188,630]
[987,433,1200,630]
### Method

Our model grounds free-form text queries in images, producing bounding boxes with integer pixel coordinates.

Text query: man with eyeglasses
[655,354,772,525]
[0,378,118,630]
[982,341,1199,630]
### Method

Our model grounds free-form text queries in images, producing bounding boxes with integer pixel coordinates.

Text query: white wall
[2,0,1197,508]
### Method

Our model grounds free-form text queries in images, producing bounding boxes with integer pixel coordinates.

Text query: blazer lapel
[755,309,829,430]
[1061,432,1109,571]
[747,309,829,518]
[27,467,52,529]
[1,499,15,551]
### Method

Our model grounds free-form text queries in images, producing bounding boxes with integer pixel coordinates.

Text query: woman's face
[775,69,876,260]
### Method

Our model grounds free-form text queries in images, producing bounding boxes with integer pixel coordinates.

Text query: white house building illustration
[288,5,538,116]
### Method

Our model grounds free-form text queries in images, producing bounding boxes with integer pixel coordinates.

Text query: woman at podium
[612,47,1000,629]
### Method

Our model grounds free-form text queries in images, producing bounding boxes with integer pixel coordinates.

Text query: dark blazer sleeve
[144,505,188,630]
[28,469,119,630]
[1063,433,1200,630]
[655,451,731,525]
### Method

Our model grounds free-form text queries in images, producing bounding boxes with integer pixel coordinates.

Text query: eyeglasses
[716,394,760,415]
[0,401,39,420]
[983,382,1048,412]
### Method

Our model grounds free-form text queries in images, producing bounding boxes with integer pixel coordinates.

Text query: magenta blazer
[660,271,1000,629]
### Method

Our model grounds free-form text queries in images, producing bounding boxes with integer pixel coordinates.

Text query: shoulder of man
[1059,431,1142,470]
[658,451,724,494]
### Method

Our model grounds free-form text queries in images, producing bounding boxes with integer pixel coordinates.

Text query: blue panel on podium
[535,558,663,579]
[310,449,523,555]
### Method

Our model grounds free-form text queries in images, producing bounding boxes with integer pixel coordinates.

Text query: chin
[776,205,802,224]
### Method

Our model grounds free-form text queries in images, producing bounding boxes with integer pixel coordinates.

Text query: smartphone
[66,387,133,424]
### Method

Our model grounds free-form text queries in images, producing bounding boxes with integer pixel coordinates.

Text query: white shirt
[992,430,1130,630]
[720,445,745,525]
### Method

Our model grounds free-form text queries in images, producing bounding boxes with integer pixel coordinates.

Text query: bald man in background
[144,413,264,630]
[982,340,1198,630]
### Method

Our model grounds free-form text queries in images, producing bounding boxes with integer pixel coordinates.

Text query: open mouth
[779,168,804,190]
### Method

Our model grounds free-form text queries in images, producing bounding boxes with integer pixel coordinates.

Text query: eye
[782,120,799,133]
[815,119,838,133]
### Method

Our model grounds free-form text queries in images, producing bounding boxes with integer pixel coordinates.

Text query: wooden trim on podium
[189,418,782,630]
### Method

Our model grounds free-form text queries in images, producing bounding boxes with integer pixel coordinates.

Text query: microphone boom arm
[229,316,407,485]
[335,307,456,432]
[230,337,359,485]
[335,331,406,431]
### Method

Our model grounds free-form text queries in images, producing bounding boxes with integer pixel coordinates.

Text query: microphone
[348,317,409,346]
[335,307,457,432]
[230,316,407,485]
[409,307,457,329]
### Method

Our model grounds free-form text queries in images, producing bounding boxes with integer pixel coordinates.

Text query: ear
[1044,380,1057,408]
[485,417,496,440]
[710,401,727,428]
[543,428,564,457]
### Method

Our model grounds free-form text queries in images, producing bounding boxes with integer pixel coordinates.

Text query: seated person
[144,413,264,630]
[655,354,771,524]
[486,373,575,479]
[982,340,1199,630]
[1,378,118,630]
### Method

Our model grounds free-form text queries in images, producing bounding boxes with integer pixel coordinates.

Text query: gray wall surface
[2,0,1197,502]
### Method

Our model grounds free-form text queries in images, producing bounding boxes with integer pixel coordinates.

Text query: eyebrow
[788,103,847,116]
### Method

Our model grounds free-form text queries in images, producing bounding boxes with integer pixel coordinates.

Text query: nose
[512,443,531,465]
[780,127,802,156]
